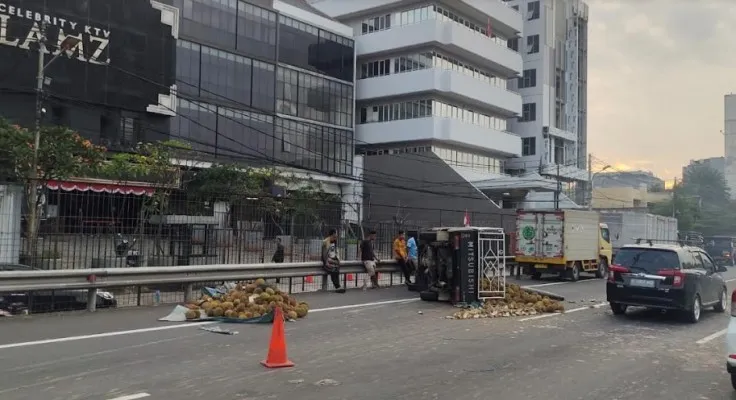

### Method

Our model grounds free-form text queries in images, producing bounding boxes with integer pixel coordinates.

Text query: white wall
[0,184,23,264]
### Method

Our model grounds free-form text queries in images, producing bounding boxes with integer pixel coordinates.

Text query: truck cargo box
[598,211,677,253]
[515,210,600,262]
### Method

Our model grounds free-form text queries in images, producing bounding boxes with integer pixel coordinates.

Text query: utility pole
[26,21,47,255]
[26,22,77,255]
[672,177,677,218]
[554,163,561,210]
[587,153,593,210]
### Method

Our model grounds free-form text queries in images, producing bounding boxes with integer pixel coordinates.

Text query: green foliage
[0,118,106,183]
[650,163,735,235]
[186,164,335,232]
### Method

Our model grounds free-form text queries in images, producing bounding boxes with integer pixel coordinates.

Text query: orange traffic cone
[305,276,314,283]
[261,307,295,369]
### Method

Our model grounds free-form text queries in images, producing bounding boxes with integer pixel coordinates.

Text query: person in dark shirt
[321,229,345,293]
[360,230,380,289]
[271,237,285,284]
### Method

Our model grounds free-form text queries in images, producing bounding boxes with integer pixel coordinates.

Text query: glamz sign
[0,0,179,116]
[0,3,110,64]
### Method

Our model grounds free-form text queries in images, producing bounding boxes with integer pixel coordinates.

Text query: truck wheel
[596,259,608,279]
[569,263,580,281]
[731,373,736,390]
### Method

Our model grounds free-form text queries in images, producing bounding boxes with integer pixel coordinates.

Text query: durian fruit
[211,307,224,317]
[254,278,266,286]
[224,309,236,318]
[185,310,198,320]
[265,287,275,296]
[221,301,234,311]
[295,305,308,318]
[287,310,298,320]
[254,287,264,295]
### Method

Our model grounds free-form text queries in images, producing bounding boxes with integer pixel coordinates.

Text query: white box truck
[598,211,678,256]
[515,210,612,281]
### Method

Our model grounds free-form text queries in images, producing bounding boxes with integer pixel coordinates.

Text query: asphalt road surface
[2,270,736,400]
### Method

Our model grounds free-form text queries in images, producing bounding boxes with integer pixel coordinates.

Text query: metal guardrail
[0,256,517,312]
[0,260,402,312]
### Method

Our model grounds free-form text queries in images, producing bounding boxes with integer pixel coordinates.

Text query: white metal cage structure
[477,227,506,300]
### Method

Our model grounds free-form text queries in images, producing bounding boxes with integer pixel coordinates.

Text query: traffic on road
[1,268,736,400]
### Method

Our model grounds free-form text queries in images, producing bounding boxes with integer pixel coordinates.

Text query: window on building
[361,14,391,34]
[528,1,540,20]
[527,34,539,54]
[360,59,391,78]
[522,137,536,156]
[507,37,519,51]
[520,103,536,122]
[518,69,536,88]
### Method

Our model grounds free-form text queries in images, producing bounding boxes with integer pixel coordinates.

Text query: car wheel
[715,288,728,313]
[686,294,702,323]
[569,263,580,282]
[596,259,608,279]
[610,302,627,315]
[731,373,736,390]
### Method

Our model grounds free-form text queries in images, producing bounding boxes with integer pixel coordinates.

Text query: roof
[620,243,698,252]
[276,0,332,19]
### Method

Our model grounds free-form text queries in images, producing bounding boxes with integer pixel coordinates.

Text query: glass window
[279,16,354,82]
[175,40,201,97]
[236,1,277,60]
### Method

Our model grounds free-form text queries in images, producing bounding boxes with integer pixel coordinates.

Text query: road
[1,271,735,400]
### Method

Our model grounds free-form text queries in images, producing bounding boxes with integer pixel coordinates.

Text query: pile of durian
[183,278,309,321]
[451,281,564,319]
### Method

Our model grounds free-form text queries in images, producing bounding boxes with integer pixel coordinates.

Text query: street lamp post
[587,153,611,210]
[26,22,80,255]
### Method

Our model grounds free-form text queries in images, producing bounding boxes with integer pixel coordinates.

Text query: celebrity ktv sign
[0,2,112,64]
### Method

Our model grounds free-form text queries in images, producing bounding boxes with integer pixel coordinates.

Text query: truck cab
[599,222,612,270]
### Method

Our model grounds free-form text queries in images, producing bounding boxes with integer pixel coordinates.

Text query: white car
[727,290,736,388]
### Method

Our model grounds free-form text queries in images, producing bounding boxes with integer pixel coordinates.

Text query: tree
[0,118,107,255]
[650,163,733,235]
[185,165,332,236]
[98,140,193,254]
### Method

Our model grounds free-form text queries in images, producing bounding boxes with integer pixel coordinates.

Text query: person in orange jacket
[393,230,412,284]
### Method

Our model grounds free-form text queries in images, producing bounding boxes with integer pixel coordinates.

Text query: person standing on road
[360,230,380,290]
[406,233,418,276]
[393,230,412,284]
[322,229,346,293]
[271,237,285,284]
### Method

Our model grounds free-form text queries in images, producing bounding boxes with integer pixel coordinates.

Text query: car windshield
[613,248,680,274]
[600,227,610,243]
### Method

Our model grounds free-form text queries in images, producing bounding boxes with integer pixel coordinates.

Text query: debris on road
[200,325,239,335]
[314,379,340,386]
[450,283,564,320]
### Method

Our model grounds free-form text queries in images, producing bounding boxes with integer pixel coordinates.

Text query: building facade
[308,0,524,224]
[0,0,361,221]
[503,0,589,204]
[725,94,736,198]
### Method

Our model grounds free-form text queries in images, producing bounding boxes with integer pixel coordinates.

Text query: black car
[606,243,728,323]
[0,264,117,314]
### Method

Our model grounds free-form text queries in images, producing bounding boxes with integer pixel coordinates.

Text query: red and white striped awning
[46,179,155,196]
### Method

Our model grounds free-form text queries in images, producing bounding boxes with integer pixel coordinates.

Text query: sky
[586,0,736,180]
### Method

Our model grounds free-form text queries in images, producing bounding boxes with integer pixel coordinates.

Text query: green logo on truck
[522,226,536,240]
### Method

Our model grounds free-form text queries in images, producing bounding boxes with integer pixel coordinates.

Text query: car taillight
[731,290,736,317]
[657,269,684,288]
[608,265,629,283]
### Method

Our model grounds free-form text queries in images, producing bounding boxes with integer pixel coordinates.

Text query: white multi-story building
[307,1,524,166]
[307,1,536,221]
[504,0,589,204]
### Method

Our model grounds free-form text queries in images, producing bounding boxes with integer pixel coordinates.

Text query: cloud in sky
[586,0,736,179]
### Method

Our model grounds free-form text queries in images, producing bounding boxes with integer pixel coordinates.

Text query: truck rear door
[516,212,564,258]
